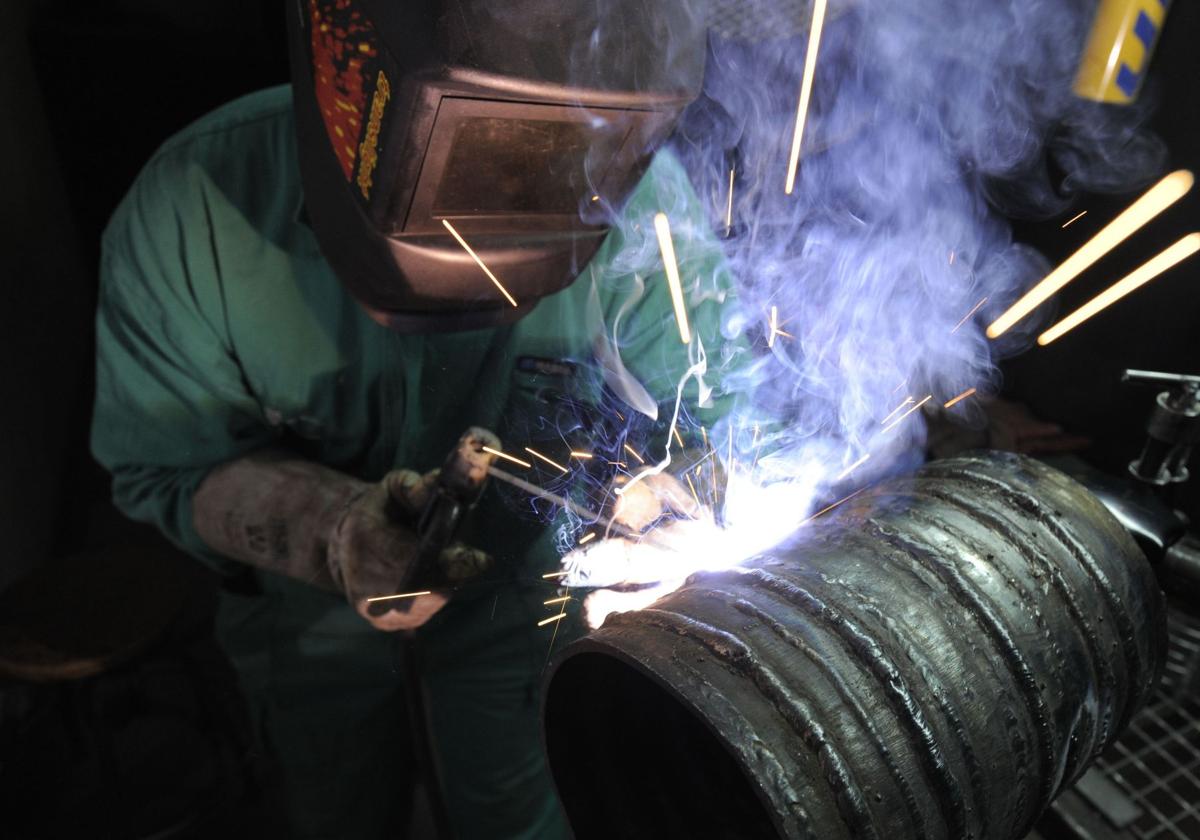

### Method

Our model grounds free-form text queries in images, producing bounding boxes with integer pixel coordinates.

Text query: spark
[569,451,594,460]
[1061,210,1088,229]
[365,590,432,603]
[943,387,977,409]
[684,473,702,511]
[671,425,686,448]
[800,487,866,527]
[883,394,932,432]
[784,0,829,195]
[766,306,794,345]
[949,251,956,265]
[1038,233,1200,346]
[591,195,600,202]
[701,426,709,449]
[440,219,519,307]
[542,571,570,579]
[725,168,735,234]
[892,380,907,394]
[624,443,646,464]
[880,396,914,425]
[524,446,568,474]
[987,170,1194,338]
[481,445,531,469]
[537,612,567,627]
[835,453,870,481]
[950,296,988,334]
[653,212,692,344]
[545,604,567,662]
[544,595,572,606]
[578,532,596,545]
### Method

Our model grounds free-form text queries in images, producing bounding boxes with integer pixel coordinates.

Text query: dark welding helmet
[287,0,707,332]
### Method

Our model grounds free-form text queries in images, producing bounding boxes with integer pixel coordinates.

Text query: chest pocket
[503,356,613,454]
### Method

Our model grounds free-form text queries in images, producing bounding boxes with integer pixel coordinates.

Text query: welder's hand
[328,469,490,631]
[611,471,704,532]
[193,452,490,632]
[985,399,1091,455]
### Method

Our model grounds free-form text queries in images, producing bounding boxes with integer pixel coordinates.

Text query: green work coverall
[92,85,736,839]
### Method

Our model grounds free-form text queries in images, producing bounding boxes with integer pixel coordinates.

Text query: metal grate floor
[1088,603,1200,839]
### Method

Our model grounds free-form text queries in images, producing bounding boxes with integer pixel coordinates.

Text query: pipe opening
[545,651,779,839]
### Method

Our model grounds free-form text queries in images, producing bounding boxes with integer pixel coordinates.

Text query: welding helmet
[288,0,707,332]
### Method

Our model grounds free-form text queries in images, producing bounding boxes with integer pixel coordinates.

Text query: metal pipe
[543,451,1166,840]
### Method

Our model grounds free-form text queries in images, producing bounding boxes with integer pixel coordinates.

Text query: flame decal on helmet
[357,72,390,199]
[309,0,378,182]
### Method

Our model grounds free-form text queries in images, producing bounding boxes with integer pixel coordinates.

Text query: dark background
[1004,0,1200,516]
[0,0,1196,836]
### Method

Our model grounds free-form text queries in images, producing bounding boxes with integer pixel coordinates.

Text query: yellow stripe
[1074,0,1167,104]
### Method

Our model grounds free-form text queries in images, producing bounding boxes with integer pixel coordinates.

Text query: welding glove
[192,452,490,631]
[610,471,704,532]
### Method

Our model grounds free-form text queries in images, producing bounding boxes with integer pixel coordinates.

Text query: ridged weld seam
[651,640,826,840]
[922,463,1146,729]
[607,607,880,840]
[858,518,1059,815]
[853,595,988,839]
[703,588,935,840]
[912,485,1116,757]
[741,567,970,840]
[838,524,1033,837]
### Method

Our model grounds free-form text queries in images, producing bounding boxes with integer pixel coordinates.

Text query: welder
[90,2,726,837]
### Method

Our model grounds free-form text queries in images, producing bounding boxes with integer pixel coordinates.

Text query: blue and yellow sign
[1075,0,1171,104]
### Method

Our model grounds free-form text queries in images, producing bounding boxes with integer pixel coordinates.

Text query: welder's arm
[191,452,487,631]
[91,190,481,631]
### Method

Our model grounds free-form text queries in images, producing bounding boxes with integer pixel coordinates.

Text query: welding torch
[367,428,498,617]
[368,428,673,615]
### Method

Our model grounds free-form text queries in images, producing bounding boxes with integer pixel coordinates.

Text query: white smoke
[558,0,1165,622]
[670,0,1164,511]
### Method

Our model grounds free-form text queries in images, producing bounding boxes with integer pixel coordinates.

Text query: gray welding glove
[192,452,489,631]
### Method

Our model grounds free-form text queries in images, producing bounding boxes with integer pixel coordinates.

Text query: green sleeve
[600,152,751,435]
[91,161,273,574]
